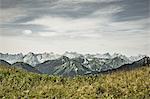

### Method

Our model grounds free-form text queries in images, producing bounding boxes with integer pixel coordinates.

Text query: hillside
[0,60,11,66]
[0,65,149,98]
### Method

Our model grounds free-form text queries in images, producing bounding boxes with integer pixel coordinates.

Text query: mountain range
[0,52,149,76]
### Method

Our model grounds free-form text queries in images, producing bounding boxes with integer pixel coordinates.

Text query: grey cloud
[1,23,47,30]
[0,28,21,36]
[0,0,58,9]
[0,23,49,37]
[113,0,149,22]
[0,0,19,9]
[14,2,110,24]
[0,0,149,56]
[1,0,122,24]
[0,0,149,37]
[1,0,148,24]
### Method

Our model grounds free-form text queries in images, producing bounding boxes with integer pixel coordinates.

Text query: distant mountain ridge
[0,52,148,76]
[0,56,149,76]
[12,62,41,74]
[0,59,11,66]
[0,59,41,74]
[0,52,146,66]
[98,56,150,74]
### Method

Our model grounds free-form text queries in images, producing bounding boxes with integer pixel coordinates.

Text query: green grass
[0,65,150,99]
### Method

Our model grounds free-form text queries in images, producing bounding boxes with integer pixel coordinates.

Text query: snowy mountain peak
[63,51,82,58]
[0,52,147,67]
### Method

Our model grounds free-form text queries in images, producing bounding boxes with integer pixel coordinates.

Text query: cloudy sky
[0,0,149,56]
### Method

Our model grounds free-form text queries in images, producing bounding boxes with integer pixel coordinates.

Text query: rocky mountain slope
[0,52,148,76]
[12,62,41,74]
[0,52,144,66]
[0,59,11,66]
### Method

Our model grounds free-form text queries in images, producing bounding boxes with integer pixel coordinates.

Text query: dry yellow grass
[0,65,150,98]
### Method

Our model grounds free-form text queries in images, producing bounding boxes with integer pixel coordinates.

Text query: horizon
[0,51,148,57]
[0,0,149,56]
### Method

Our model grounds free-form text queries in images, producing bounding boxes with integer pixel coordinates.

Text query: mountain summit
[0,52,148,76]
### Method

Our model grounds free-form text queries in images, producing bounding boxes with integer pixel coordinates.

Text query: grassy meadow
[0,65,149,99]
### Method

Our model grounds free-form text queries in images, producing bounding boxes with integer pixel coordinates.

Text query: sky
[0,0,149,56]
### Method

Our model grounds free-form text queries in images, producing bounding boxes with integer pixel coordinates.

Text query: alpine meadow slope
[0,64,149,98]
